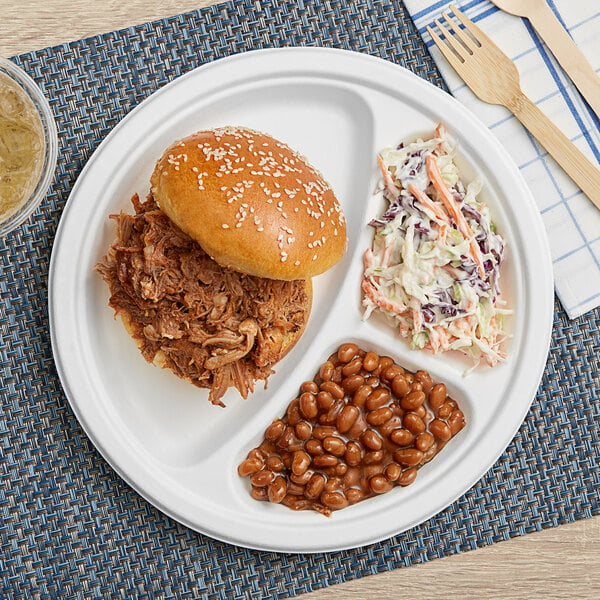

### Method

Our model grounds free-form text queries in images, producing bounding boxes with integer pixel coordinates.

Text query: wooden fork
[427,5,600,211]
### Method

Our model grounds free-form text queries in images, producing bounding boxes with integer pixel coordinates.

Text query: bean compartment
[238,344,465,516]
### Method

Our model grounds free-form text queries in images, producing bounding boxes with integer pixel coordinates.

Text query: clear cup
[0,57,58,236]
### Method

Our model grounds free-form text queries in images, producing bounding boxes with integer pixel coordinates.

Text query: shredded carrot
[408,183,449,223]
[362,279,408,316]
[377,155,401,200]
[425,154,486,279]
[434,123,447,155]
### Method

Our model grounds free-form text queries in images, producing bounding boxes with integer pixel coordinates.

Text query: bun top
[150,126,347,280]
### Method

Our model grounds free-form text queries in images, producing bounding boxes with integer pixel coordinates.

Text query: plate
[49,47,554,553]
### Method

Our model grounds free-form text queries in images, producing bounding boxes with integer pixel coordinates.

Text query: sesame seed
[222,224,229,229]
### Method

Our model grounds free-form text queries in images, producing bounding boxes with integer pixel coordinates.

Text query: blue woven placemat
[1,0,598,598]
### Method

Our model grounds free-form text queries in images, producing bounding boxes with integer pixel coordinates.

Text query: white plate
[49,47,554,553]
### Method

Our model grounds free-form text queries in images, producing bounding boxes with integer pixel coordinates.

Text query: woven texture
[0,0,598,598]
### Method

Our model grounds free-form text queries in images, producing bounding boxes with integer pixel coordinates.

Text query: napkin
[404,0,600,319]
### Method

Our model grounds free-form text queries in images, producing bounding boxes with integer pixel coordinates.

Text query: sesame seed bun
[150,126,347,280]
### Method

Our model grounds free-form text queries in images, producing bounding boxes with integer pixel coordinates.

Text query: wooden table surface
[2,1,598,598]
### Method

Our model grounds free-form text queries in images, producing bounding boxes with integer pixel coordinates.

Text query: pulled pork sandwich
[96,126,347,406]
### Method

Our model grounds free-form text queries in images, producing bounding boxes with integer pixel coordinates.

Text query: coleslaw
[362,124,511,368]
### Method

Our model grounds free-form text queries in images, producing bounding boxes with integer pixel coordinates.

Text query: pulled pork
[96,194,310,406]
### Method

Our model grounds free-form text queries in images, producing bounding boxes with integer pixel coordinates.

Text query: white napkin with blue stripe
[404,0,600,318]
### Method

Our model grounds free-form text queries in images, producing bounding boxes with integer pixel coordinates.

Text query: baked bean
[258,440,277,454]
[415,432,435,452]
[247,448,266,462]
[267,476,287,503]
[266,456,285,472]
[335,463,348,476]
[295,421,312,441]
[291,450,311,476]
[363,450,384,465]
[338,343,359,363]
[370,475,393,494]
[380,416,403,437]
[318,405,337,426]
[320,380,345,399]
[312,426,337,440]
[391,375,410,398]
[286,482,306,496]
[428,383,446,409]
[421,442,438,464]
[287,401,302,426]
[319,360,335,382]
[318,404,340,426]
[323,436,346,456]
[415,405,427,419]
[321,491,349,509]
[305,473,326,499]
[316,391,335,410]
[381,364,404,383]
[312,454,339,468]
[251,486,268,501]
[343,467,360,488]
[352,384,372,407]
[282,495,310,510]
[429,418,452,441]
[238,457,263,477]
[346,488,365,504]
[265,420,285,442]
[280,451,292,469]
[393,448,424,467]
[366,387,391,411]
[414,370,433,393]
[390,428,414,447]
[325,477,342,493]
[304,439,324,456]
[367,407,393,426]
[448,410,466,435]
[290,468,314,485]
[345,442,363,466]
[376,356,394,374]
[403,412,426,434]
[276,426,297,448]
[361,429,383,451]
[398,467,418,486]
[240,343,465,515]
[362,351,380,372]
[299,392,318,419]
[337,405,359,433]
[438,402,454,419]
[300,380,319,394]
[384,462,402,482]
[250,470,275,487]
[342,374,365,394]
[342,357,363,377]
[400,390,426,411]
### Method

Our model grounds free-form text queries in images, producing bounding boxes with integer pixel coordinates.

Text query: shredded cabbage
[362,124,511,369]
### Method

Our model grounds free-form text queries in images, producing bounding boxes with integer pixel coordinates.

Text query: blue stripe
[554,236,600,263]
[569,290,600,310]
